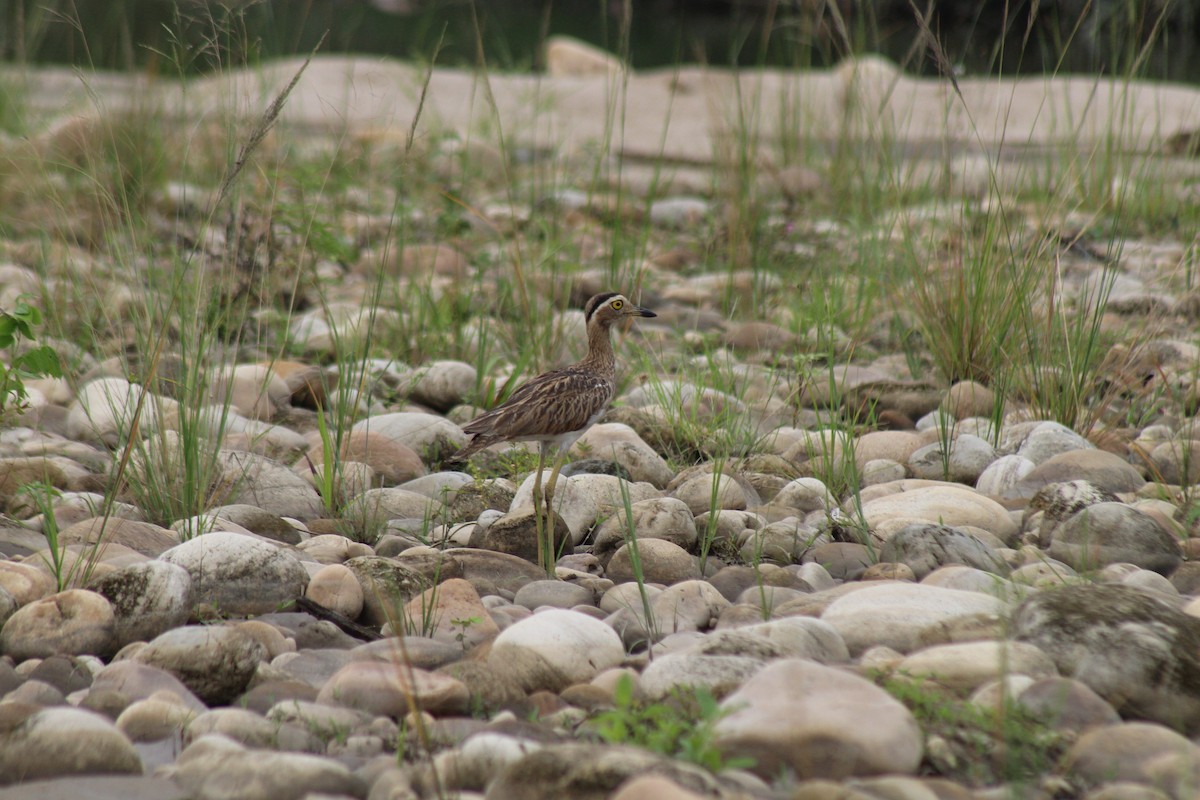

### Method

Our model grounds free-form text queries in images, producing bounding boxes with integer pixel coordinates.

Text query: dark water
[3,0,1199,83]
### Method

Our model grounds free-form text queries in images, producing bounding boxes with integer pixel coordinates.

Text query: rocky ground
[3,40,1200,800]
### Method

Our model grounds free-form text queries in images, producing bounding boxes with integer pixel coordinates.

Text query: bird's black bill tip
[635,306,657,318]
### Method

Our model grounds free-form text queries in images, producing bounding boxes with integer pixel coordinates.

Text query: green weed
[450,615,481,651]
[17,481,80,590]
[616,474,658,649]
[589,674,753,774]
[0,298,63,419]
[878,672,1068,787]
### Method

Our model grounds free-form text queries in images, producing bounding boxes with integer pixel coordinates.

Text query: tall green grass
[1,3,1196,791]
[1,3,1189,488]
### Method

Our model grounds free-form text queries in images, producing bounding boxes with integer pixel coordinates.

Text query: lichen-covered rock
[351,412,468,465]
[131,624,267,705]
[89,560,192,647]
[572,423,675,488]
[210,450,325,521]
[879,523,1011,578]
[1047,503,1182,575]
[591,497,698,562]
[1012,584,1200,733]
[342,555,433,627]
[467,508,572,565]
[160,531,308,616]
[639,654,766,701]
[1012,449,1146,498]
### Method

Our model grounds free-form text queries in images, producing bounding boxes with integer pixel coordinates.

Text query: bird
[451,291,656,570]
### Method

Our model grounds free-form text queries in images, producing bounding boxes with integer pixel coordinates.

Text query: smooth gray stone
[0,777,188,800]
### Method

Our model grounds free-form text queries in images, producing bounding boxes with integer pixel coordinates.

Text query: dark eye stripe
[585,291,620,322]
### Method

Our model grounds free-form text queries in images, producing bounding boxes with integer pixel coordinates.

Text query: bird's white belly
[511,406,607,452]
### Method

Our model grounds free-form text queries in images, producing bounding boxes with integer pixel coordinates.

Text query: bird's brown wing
[462,367,614,440]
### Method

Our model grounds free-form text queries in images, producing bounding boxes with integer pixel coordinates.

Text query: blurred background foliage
[2,0,1197,81]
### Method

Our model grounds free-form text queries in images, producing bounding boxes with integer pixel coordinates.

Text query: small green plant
[394,556,445,639]
[753,565,771,622]
[0,299,63,418]
[1013,254,1124,434]
[896,207,1044,389]
[590,674,753,774]
[450,615,481,651]
[17,481,77,591]
[301,713,350,748]
[934,411,957,483]
[696,459,726,575]
[631,349,766,467]
[877,672,1068,787]
[310,404,342,516]
[616,475,658,649]
[401,591,439,639]
[464,446,541,482]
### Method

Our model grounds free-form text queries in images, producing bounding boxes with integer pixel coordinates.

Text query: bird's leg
[533,442,549,573]
[543,449,569,570]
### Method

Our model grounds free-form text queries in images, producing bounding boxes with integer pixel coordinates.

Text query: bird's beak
[630,305,656,318]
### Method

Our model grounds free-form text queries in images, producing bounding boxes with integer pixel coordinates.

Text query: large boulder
[1012,584,1200,733]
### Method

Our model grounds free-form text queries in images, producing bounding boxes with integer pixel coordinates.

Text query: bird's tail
[448,434,496,464]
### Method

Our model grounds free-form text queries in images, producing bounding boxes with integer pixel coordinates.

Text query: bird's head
[584,292,656,328]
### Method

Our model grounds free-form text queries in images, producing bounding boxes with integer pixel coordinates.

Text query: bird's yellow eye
[611,299,624,310]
